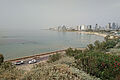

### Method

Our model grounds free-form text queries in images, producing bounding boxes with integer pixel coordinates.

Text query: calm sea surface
[0,30,104,60]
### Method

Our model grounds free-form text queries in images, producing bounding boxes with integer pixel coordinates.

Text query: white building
[106,23,111,30]
[81,25,87,30]
[87,25,92,30]
[77,26,81,31]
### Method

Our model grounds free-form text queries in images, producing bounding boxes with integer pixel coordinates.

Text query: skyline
[0,0,120,30]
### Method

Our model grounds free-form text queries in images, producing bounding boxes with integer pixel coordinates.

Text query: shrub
[0,61,24,80]
[0,62,15,70]
[66,48,82,57]
[87,44,94,50]
[105,40,117,49]
[65,48,74,56]
[75,51,120,80]
[48,53,61,63]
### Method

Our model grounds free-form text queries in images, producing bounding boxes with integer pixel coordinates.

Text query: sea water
[0,29,104,60]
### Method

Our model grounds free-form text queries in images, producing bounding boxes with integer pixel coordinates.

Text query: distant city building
[58,25,67,31]
[62,25,67,31]
[76,25,92,31]
[50,22,120,32]
[87,25,92,30]
[77,26,81,31]
[116,23,119,30]
[67,27,76,31]
[100,27,105,30]
[106,23,111,30]
[58,26,62,31]
[95,24,99,30]
[81,25,87,30]
[112,22,116,30]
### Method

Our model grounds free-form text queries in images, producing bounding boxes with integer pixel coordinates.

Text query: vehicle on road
[28,59,37,64]
[14,61,24,65]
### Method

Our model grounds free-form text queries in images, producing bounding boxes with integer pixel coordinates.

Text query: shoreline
[6,48,85,62]
[77,31,107,37]
[5,31,106,62]
[52,30,107,37]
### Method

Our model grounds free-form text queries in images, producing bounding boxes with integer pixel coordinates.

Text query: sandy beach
[77,31,107,37]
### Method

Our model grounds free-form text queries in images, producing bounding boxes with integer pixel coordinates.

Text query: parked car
[14,60,24,65]
[28,59,37,64]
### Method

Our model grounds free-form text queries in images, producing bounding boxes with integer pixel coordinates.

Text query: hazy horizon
[0,0,120,30]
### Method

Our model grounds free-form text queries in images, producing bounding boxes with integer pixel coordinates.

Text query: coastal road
[12,55,50,71]
[9,48,84,71]
[12,55,49,66]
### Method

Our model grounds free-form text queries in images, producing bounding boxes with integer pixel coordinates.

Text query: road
[9,48,84,71]
[12,55,49,66]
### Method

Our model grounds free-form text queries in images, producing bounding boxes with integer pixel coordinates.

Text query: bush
[105,40,117,49]
[65,48,74,56]
[66,48,82,57]
[75,51,120,80]
[0,62,24,80]
[0,62,15,70]
[48,53,61,63]
[0,54,4,65]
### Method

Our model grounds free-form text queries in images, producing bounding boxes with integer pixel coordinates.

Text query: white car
[28,59,37,64]
[14,61,24,65]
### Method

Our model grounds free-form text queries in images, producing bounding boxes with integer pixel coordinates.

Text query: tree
[0,54,4,64]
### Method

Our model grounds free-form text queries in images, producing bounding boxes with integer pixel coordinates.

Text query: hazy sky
[0,0,120,30]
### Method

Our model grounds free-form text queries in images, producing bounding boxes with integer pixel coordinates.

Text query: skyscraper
[87,25,92,30]
[95,24,99,30]
[77,26,81,31]
[106,23,111,30]
[62,25,67,31]
[112,22,116,30]
[81,25,87,30]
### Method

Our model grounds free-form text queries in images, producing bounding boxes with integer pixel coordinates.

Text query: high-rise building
[62,25,67,31]
[87,25,92,30]
[58,26,61,31]
[95,24,99,30]
[106,23,111,30]
[112,22,116,30]
[81,25,87,30]
[77,26,81,31]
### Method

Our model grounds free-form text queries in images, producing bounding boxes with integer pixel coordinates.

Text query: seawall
[6,48,85,62]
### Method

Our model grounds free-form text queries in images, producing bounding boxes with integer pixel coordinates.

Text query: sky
[0,0,120,30]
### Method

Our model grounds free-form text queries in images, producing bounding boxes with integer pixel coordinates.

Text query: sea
[0,29,104,60]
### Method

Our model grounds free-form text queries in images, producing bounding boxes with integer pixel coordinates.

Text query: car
[14,60,24,65]
[28,59,37,64]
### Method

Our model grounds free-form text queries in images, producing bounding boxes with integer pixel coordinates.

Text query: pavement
[12,55,49,66]
[13,55,49,71]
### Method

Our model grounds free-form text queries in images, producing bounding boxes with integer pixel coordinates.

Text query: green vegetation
[22,56,100,80]
[66,36,120,80]
[0,61,24,80]
[48,53,62,63]
[75,51,120,80]
[0,35,120,80]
